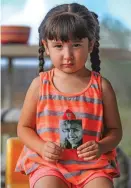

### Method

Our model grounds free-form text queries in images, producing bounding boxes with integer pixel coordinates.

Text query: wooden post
[3,58,13,108]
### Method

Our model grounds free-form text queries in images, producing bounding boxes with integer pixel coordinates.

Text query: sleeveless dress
[15,69,120,185]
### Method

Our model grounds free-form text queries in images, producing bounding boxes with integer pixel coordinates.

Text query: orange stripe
[37,103,103,116]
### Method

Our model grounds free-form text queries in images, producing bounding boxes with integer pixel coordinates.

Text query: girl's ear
[42,39,50,55]
[88,40,95,53]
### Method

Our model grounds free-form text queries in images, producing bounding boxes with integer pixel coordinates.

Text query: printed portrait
[60,119,83,149]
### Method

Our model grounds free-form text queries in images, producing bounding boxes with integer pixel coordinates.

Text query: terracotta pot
[1,25,31,44]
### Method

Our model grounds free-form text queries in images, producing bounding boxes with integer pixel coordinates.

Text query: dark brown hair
[38,3,101,73]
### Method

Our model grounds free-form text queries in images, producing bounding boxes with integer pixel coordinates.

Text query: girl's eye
[73,43,81,47]
[54,45,62,48]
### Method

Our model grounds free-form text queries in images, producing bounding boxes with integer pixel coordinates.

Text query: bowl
[1,25,31,44]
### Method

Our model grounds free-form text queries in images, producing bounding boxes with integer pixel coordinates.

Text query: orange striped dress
[15,69,120,184]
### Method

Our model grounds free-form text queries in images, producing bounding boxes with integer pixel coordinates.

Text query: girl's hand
[77,141,102,161]
[41,141,63,163]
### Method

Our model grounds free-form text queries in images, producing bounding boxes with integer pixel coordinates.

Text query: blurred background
[1,0,131,187]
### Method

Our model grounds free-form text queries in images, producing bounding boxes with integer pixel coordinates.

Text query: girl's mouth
[62,64,74,67]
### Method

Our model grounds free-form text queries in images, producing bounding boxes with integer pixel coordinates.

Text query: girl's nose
[63,47,74,61]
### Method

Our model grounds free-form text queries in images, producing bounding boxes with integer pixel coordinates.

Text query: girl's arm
[77,77,122,160]
[17,77,45,155]
[98,77,123,153]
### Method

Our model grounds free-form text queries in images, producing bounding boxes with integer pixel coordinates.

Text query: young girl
[15,3,122,188]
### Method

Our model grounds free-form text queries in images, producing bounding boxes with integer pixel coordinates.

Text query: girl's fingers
[77,145,96,154]
[47,142,62,152]
[45,146,62,155]
[44,151,61,160]
[43,142,63,162]
[78,150,98,158]
[84,155,96,161]
[44,156,57,163]
[77,141,96,151]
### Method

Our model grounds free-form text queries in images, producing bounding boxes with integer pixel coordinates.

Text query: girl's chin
[60,67,79,74]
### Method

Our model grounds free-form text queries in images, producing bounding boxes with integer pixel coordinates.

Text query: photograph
[60,119,83,149]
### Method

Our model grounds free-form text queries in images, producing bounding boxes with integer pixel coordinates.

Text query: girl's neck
[54,67,91,79]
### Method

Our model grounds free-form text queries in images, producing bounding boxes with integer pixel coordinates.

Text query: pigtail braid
[90,12,101,73]
[38,40,45,73]
[90,41,101,73]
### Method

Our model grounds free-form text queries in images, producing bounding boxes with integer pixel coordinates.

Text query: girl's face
[42,38,94,74]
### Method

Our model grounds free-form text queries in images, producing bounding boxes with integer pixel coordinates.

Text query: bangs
[44,13,90,42]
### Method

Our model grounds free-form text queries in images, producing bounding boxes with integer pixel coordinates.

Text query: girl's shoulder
[101,77,113,93]
[101,76,116,101]
[91,71,113,93]
[30,76,40,89]
[27,76,40,100]
[91,72,114,98]
[39,69,52,81]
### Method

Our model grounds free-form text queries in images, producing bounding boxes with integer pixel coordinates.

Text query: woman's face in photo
[62,122,82,145]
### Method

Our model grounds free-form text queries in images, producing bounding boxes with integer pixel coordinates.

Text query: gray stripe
[90,84,99,89]
[21,156,27,168]
[28,153,39,158]
[42,80,50,84]
[39,95,102,104]
[61,161,114,168]
[64,170,86,179]
[37,110,102,121]
[37,127,100,137]
[16,153,40,174]
[26,163,39,175]
[83,130,101,137]
[75,112,103,121]
[104,164,114,170]
[59,160,97,165]
[37,110,63,117]
[37,127,59,134]
[63,163,114,179]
